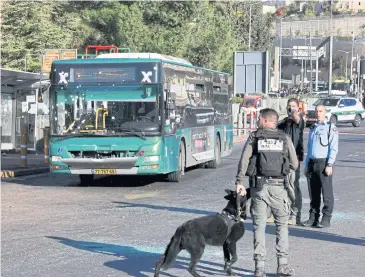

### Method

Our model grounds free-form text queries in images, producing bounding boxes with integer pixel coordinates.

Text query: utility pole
[310,31,313,93]
[357,54,361,99]
[304,36,307,86]
[301,58,304,90]
[351,31,355,92]
[328,3,333,95]
[315,49,319,91]
[279,17,283,90]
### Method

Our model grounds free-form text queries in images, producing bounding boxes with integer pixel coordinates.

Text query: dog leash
[236,191,242,220]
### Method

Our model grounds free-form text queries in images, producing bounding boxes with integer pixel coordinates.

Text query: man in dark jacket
[277,98,305,225]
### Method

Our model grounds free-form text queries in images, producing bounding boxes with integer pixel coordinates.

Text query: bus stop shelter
[1,68,49,151]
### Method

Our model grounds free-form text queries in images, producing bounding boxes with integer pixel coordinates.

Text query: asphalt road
[2,124,365,277]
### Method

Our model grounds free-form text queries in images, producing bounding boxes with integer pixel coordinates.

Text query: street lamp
[337,50,350,82]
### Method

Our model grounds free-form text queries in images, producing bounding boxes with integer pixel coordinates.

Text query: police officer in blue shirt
[302,104,339,228]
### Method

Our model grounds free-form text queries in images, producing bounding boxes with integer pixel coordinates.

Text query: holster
[250,176,265,191]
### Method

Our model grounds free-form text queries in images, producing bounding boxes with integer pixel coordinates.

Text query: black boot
[254,260,266,277]
[277,264,295,276]
[254,267,266,277]
[316,215,331,228]
[301,213,317,227]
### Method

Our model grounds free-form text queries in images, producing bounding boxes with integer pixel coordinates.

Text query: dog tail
[160,226,184,270]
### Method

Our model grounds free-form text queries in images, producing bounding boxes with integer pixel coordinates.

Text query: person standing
[277,98,305,225]
[302,105,339,228]
[235,108,298,277]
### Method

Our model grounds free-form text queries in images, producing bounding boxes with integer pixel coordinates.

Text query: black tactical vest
[246,128,290,177]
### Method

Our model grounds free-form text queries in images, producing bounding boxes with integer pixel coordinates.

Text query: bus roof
[96,53,193,66]
[52,53,229,75]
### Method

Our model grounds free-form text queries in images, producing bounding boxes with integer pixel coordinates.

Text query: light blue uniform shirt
[304,121,339,168]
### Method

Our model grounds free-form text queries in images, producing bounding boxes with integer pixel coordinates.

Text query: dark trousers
[307,158,334,218]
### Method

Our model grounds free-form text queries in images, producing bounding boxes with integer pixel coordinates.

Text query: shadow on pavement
[45,236,253,277]
[3,174,160,188]
[113,201,365,247]
[337,159,365,164]
[114,201,216,216]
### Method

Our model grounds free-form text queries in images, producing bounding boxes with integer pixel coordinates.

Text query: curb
[1,167,49,178]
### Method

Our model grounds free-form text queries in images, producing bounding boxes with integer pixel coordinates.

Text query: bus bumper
[50,162,164,175]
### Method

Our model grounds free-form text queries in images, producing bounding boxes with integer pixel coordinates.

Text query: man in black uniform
[277,98,305,225]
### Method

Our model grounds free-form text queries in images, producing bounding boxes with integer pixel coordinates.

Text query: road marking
[124,190,166,200]
[304,131,365,136]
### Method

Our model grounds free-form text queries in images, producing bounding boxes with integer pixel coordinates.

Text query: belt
[266,177,285,186]
[309,158,327,163]
[267,180,285,186]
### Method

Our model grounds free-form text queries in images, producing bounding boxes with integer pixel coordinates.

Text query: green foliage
[1,0,275,74]
[303,2,315,17]
[231,96,244,104]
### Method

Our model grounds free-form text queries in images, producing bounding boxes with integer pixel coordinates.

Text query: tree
[1,0,94,71]
[1,0,276,74]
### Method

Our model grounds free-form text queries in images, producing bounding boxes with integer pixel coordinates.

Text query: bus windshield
[49,84,162,136]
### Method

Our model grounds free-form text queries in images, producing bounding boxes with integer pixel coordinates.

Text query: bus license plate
[93,169,116,174]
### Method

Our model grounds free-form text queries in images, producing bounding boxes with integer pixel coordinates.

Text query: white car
[306,96,365,127]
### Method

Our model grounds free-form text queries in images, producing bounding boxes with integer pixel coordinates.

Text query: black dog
[154,189,248,277]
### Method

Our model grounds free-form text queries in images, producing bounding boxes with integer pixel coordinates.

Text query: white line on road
[304,131,365,136]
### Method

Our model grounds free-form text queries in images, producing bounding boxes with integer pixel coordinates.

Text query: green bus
[49,52,233,185]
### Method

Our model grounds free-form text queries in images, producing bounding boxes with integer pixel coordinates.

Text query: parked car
[306,96,365,127]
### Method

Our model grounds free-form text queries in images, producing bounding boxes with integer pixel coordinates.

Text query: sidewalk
[1,153,49,178]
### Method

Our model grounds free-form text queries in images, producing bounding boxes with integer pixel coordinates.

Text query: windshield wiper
[114,128,146,140]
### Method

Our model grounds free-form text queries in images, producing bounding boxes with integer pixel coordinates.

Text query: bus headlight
[144,156,160,162]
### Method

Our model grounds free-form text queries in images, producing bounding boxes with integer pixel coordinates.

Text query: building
[262,0,296,14]
[335,0,365,13]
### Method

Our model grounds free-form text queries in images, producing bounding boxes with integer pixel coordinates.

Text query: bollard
[44,127,50,164]
[20,124,28,168]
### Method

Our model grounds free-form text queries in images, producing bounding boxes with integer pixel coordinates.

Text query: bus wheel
[167,141,185,182]
[206,135,221,169]
[79,174,93,187]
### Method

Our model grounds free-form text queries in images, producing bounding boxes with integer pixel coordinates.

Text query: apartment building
[335,0,365,13]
